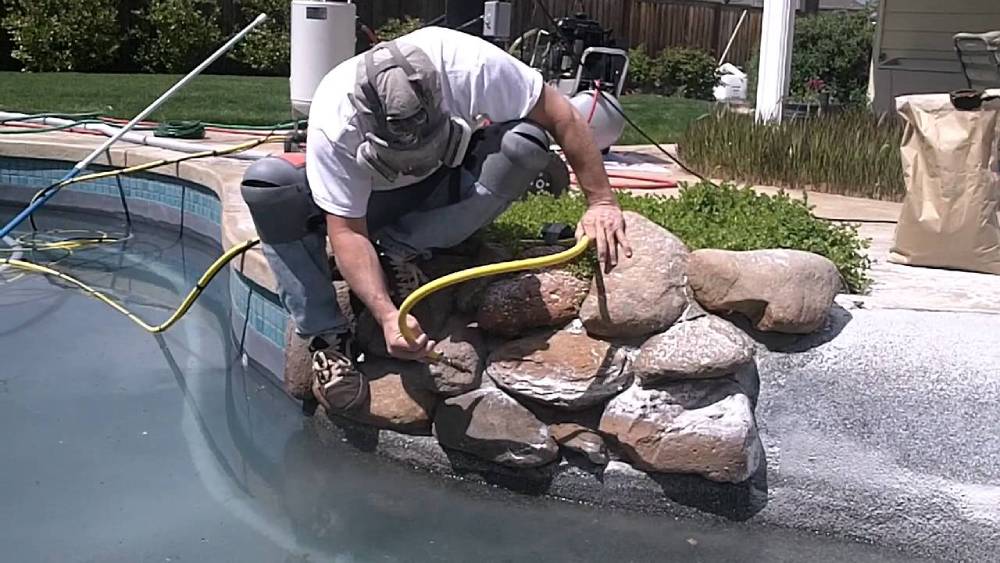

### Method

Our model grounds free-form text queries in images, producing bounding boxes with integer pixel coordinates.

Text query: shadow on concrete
[648,439,769,521]
[726,302,853,353]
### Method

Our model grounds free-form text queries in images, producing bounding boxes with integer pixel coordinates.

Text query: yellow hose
[2,239,259,333]
[397,236,591,361]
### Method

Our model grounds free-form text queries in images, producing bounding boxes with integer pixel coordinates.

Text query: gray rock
[599,379,761,483]
[687,249,841,334]
[477,269,589,337]
[433,387,559,468]
[631,314,756,386]
[486,327,631,410]
[579,211,690,338]
[549,423,609,465]
[424,317,486,396]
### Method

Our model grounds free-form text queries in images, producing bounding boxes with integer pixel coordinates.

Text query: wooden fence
[359,0,764,66]
[510,0,762,66]
[0,0,763,72]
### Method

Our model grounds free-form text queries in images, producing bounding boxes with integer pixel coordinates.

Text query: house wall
[872,0,1000,113]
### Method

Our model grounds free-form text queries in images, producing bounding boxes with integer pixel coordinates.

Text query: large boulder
[329,358,439,435]
[455,242,515,315]
[599,379,761,483]
[424,317,486,396]
[630,314,756,386]
[477,269,589,337]
[434,387,559,468]
[579,211,690,338]
[486,327,631,410]
[687,249,841,334]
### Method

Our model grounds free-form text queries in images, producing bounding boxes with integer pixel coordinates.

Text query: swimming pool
[0,204,929,562]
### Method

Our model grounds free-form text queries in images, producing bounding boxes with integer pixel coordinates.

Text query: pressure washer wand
[0,13,269,240]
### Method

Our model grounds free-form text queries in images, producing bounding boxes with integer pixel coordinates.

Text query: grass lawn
[617,94,713,145]
[0,72,713,142]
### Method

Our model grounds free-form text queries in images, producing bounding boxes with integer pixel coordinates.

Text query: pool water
[0,205,925,562]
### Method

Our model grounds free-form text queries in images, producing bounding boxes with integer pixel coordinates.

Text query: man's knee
[501,121,550,172]
[240,156,325,244]
[477,120,551,201]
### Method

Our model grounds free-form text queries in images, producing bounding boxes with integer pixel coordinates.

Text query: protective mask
[351,41,472,182]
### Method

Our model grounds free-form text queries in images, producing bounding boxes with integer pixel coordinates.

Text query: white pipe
[719,10,749,66]
[755,0,796,123]
[73,13,269,172]
[0,113,271,161]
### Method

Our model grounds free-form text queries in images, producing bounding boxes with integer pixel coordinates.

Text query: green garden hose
[154,120,206,139]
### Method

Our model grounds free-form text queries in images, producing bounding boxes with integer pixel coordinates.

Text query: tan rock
[283,325,313,400]
[579,211,690,338]
[631,314,755,386]
[687,249,841,334]
[599,379,761,483]
[486,328,631,410]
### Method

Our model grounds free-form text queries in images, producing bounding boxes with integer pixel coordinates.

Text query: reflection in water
[0,206,920,562]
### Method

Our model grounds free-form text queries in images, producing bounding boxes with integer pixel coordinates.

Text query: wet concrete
[0,207,924,561]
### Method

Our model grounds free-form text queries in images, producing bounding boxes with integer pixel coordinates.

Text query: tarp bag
[889,92,1000,274]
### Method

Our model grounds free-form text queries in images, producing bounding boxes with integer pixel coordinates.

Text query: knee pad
[475,120,552,201]
[240,155,325,245]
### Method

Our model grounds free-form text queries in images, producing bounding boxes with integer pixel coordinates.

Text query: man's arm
[527,84,632,271]
[326,214,432,360]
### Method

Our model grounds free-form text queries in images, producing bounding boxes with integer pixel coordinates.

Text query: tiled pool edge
[0,156,289,381]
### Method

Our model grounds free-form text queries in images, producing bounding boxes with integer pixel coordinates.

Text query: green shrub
[231,0,290,75]
[791,11,874,105]
[132,0,222,73]
[626,45,717,100]
[376,16,422,41]
[2,0,121,71]
[746,11,875,105]
[626,45,661,93]
[486,184,871,293]
[679,110,904,202]
[657,47,718,101]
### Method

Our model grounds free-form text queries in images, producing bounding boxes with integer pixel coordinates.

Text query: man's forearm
[329,231,397,324]
[548,110,616,206]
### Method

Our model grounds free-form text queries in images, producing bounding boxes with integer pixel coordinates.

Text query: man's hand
[577,202,633,272]
[381,312,436,360]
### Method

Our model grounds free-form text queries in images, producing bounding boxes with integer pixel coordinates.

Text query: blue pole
[0,169,78,239]
[0,13,267,240]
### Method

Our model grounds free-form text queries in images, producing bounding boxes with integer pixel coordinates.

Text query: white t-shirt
[306,27,544,218]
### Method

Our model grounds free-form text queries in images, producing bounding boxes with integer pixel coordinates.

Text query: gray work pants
[264,120,551,337]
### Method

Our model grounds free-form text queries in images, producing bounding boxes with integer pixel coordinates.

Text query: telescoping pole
[0,13,269,240]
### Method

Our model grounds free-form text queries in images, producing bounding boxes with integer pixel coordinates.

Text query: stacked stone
[283,212,842,485]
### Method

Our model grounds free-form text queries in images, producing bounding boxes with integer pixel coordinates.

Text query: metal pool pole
[0,13,269,240]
